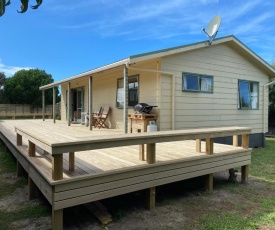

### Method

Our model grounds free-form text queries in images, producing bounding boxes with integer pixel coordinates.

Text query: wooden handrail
[15,126,251,181]
[15,126,251,155]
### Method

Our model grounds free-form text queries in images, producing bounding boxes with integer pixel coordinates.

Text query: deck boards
[0,120,249,184]
[0,119,252,229]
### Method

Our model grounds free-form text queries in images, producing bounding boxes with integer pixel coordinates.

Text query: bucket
[147,121,157,132]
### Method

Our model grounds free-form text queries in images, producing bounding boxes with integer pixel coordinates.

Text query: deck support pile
[7,124,252,230]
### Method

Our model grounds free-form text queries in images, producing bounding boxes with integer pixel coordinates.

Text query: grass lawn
[0,138,274,229]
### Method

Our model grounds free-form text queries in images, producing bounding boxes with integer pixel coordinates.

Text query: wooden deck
[0,120,252,230]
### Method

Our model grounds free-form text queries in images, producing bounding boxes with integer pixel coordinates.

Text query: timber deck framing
[0,120,252,230]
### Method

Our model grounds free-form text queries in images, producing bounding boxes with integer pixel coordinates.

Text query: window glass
[183,73,213,92]
[238,80,258,109]
[116,76,139,108]
[200,77,212,92]
[185,75,199,90]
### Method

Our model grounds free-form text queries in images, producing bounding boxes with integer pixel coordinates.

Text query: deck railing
[15,126,251,181]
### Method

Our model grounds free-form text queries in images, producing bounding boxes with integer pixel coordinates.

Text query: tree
[0,0,42,17]
[0,72,7,103]
[3,69,58,107]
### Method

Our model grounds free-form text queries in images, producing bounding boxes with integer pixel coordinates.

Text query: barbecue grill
[133,103,157,114]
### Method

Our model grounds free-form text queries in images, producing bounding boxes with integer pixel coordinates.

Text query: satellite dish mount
[202,16,222,45]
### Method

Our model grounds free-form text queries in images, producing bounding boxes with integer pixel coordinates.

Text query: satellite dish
[202,16,222,45]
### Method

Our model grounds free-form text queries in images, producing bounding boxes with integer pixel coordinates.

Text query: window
[238,80,259,109]
[183,73,213,92]
[116,75,139,108]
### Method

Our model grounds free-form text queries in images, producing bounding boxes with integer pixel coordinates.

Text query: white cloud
[0,59,33,77]
[200,0,219,4]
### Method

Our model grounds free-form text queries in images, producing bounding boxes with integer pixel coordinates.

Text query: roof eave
[39,58,130,90]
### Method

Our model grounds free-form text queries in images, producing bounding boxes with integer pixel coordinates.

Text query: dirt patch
[1,171,275,229]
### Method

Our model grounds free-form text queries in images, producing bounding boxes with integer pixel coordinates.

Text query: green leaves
[3,68,58,107]
[0,0,42,17]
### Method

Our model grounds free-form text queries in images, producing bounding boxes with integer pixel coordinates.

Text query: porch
[0,120,251,230]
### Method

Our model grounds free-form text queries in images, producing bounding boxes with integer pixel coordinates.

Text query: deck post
[139,145,145,161]
[146,143,156,164]
[89,75,93,130]
[28,176,37,200]
[233,135,238,147]
[241,165,249,184]
[205,138,214,155]
[242,134,249,149]
[16,161,24,177]
[53,87,56,123]
[146,143,156,210]
[69,152,75,171]
[52,209,63,230]
[146,187,156,210]
[205,173,213,192]
[52,154,63,180]
[42,90,45,121]
[28,141,35,157]
[16,133,22,146]
[123,65,128,134]
[196,139,201,152]
[67,82,71,126]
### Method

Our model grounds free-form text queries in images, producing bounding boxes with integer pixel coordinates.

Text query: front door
[66,87,85,123]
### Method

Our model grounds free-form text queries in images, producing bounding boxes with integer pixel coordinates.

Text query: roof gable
[129,35,275,77]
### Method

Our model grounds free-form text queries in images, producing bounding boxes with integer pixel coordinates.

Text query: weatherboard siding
[60,60,160,129]
[161,43,269,133]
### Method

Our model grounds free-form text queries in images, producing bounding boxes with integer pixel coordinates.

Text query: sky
[1,0,275,82]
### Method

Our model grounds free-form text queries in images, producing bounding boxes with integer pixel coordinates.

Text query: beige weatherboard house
[40,35,275,148]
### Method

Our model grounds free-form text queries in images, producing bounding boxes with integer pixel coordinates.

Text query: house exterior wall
[160,43,269,147]
[60,60,159,129]
[60,78,89,122]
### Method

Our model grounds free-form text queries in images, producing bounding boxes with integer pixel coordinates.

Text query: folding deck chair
[85,106,102,127]
[95,106,111,129]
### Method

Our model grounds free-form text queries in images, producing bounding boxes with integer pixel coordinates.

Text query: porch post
[67,82,71,126]
[89,75,93,130]
[124,65,128,134]
[53,87,56,123]
[42,90,45,121]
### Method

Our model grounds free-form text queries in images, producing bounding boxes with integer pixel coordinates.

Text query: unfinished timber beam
[242,134,249,149]
[205,173,213,192]
[69,152,75,171]
[146,143,156,210]
[205,138,214,155]
[146,187,156,210]
[146,143,156,164]
[67,82,71,126]
[28,176,38,200]
[52,154,63,180]
[88,75,93,130]
[233,135,238,147]
[28,141,35,157]
[241,165,249,184]
[42,89,45,121]
[139,145,145,161]
[16,133,22,146]
[196,139,201,152]
[52,209,63,230]
[16,161,24,177]
[53,87,56,123]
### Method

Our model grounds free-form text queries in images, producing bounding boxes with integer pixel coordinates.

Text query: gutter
[126,63,175,130]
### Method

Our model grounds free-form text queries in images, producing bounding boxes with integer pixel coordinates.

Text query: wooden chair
[85,106,102,127]
[95,106,111,129]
